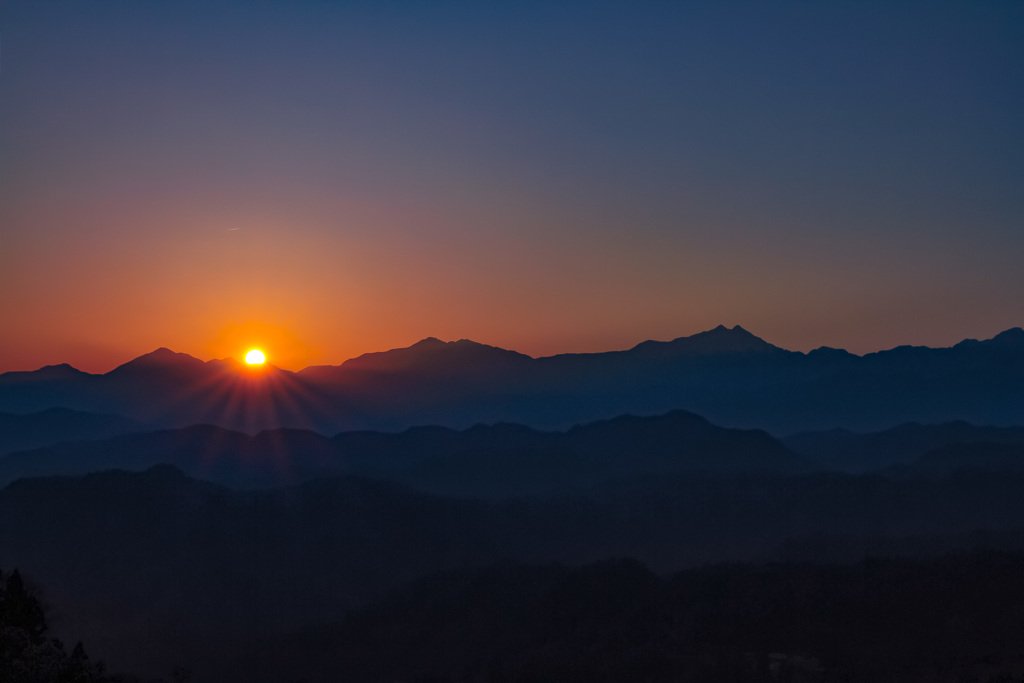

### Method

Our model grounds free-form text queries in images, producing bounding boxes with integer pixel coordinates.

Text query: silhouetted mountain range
[0,409,806,495]
[2,325,1022,434]
[8,404,1024,494]
[3,325,1023,682]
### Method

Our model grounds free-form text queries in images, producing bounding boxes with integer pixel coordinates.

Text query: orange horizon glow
[3,3,1022,380]
[2,319,1022,376]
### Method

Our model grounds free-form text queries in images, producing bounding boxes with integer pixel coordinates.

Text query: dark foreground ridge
[239,552,1024,683]
[8,463,1024,679]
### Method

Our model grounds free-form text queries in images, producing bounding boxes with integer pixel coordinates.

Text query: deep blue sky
[1,0,1022,371]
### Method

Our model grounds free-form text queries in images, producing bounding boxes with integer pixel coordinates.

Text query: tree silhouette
[0,568,113,683]
[1,569,47,641]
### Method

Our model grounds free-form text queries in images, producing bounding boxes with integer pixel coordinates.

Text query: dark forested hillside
[230,552,1024,683]
[7,464,1024,679]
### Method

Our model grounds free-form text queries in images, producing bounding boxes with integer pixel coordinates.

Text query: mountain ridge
[6,325,1024,376]
[0,408,808,496]
[2,325,1022,435]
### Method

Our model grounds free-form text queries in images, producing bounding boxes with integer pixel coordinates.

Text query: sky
[1,0,1022,372]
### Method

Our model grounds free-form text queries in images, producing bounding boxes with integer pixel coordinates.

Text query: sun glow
[245,349,266,365]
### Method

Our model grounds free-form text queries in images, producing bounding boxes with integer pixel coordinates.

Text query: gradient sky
[1,0,1022,372]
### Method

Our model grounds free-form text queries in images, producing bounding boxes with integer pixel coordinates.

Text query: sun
[245,349,266,365]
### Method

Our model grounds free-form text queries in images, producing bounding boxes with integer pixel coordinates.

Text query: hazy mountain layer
[0,407,150,456]
[783,421,1024,471]
[0,409,806,495]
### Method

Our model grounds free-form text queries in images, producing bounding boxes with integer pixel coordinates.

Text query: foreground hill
[2,325,1022,434]
[9,465,1024,678]
[236,553,1024,683]
[0,409,806,496]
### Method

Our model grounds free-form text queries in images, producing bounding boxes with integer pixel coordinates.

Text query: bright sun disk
[245,349,266,365]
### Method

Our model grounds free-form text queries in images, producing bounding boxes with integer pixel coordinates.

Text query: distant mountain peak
[807,345,854,359]
[953,327,1024,351]
[0,362,90,383]
[989,327,1024,346]
[334,336,532,375]
[705,324,755,336]
[108,348,206,375]
[411,337,447,349]
[630,325,781,356]
[709,324,753,335]
[453,338,488,347]
[35,363,87,377]
[138,347,191,361]
[409,337,508,352]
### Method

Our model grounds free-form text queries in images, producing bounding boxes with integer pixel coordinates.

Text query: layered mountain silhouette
[2,325,1022,434]
[0,409,806,495]
[3,325,1023,682]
